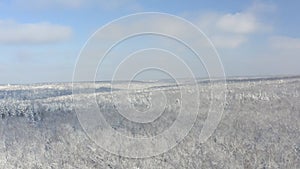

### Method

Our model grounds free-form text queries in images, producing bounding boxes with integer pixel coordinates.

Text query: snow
[0,76,299,168]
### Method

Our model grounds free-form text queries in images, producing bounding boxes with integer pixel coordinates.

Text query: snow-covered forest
[0,76,299,168]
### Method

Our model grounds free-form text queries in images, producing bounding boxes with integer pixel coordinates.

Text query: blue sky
[0,0,300,84]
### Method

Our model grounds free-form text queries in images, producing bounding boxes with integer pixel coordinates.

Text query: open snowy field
[0,76,299,168]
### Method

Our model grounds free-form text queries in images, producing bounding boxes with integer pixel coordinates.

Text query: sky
[0,0,300,84]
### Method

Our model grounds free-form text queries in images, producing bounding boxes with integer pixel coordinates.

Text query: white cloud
[0,20,72,44]
[92,10,265,49]
[195,13,250,48]
[193,2,273,49]
[270,36,300,50]
[216,13,259,34]
[192,2,276,49]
